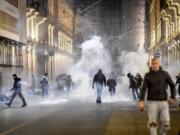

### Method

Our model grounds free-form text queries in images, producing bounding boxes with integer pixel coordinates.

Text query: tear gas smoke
[1,36,179,105]
[69,36,149,102]
[69,36,112,102]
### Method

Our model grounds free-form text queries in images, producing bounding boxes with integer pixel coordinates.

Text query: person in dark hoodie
[66,75,73,97]
[92,69,106,104]
[107,77,117,96]
[6,74,27,107]
[127,73,139,100]
[138,58,176,135]
[175,73,180,97]
[135,73,143,89]
[176,73,180,110]
[40,73,49,98]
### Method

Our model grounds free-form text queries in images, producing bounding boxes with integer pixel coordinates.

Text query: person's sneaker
[5,103,10,107]
[96,99,102,104]
[21,103,27,107]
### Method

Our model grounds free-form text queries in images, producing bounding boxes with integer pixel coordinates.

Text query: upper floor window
[5,0,18,8]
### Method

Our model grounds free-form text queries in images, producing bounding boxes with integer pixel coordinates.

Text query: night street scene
[0,0,180,135]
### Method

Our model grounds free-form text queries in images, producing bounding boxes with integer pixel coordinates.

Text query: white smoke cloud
[1,36,178,105]
[69,36,150,102]
[119,45,149,76]
[114,44,149,101]
[69,36,112,101]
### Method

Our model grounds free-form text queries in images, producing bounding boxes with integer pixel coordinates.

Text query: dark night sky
[69,0,145,52]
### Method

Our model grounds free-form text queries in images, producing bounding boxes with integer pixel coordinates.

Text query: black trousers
[9,91,26,105]
[109,87,116,96]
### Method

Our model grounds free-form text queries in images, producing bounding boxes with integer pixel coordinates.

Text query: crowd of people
[3,73,74,107]
[92,70,118,103]
[92,57,179,135]
[3,58,180,108]
[0,56,180,135]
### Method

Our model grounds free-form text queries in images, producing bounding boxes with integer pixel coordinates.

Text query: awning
[0,35,26,46]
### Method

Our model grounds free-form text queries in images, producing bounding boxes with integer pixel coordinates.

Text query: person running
[6,74,27,107]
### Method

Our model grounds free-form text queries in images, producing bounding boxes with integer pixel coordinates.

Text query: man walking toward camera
[138,58,176,135]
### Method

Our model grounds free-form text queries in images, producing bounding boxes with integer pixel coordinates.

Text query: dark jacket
[107,79,116,88]
[11,78,21,93]
[140,67,176,101]
[128,75,137,89]
[135,75,143,88]
[176,76,180,85]
[40,76,48,88]
[93,72,106,86]
[66,77,73,87]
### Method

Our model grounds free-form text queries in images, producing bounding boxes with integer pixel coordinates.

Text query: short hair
[13,74,17,77]
[151,57,160,62]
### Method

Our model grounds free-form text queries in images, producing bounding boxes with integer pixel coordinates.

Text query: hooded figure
[65,75,73,97]
[127,73,139,100]
[135,73,143,95]
[40,73,49,98]
[6,74,27,107]
[109,72,117,81]
[175,73,180,97]
[107,72,117,96]
[92,69,106,104]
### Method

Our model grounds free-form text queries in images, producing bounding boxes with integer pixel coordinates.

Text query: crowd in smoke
[69,36,112,101]
[0,36,179,106]
[68,36,150,102]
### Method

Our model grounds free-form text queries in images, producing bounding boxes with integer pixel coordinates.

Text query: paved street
[0,101,179,135]
[0,0,180,135]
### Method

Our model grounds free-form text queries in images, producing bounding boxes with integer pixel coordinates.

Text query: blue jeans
[66,86,71,97]
[132,88,139,100]
[42,86,48,98]
[9,91,26,105]
[147,101,170,135]
[95,83,103,102]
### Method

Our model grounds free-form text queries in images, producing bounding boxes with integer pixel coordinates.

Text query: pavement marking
[0,120,33,135]
[0,105,64,135]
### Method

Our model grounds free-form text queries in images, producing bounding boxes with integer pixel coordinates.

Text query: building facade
[26,0,74,81]
[147,0,180,67]
[0,0,27,87]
